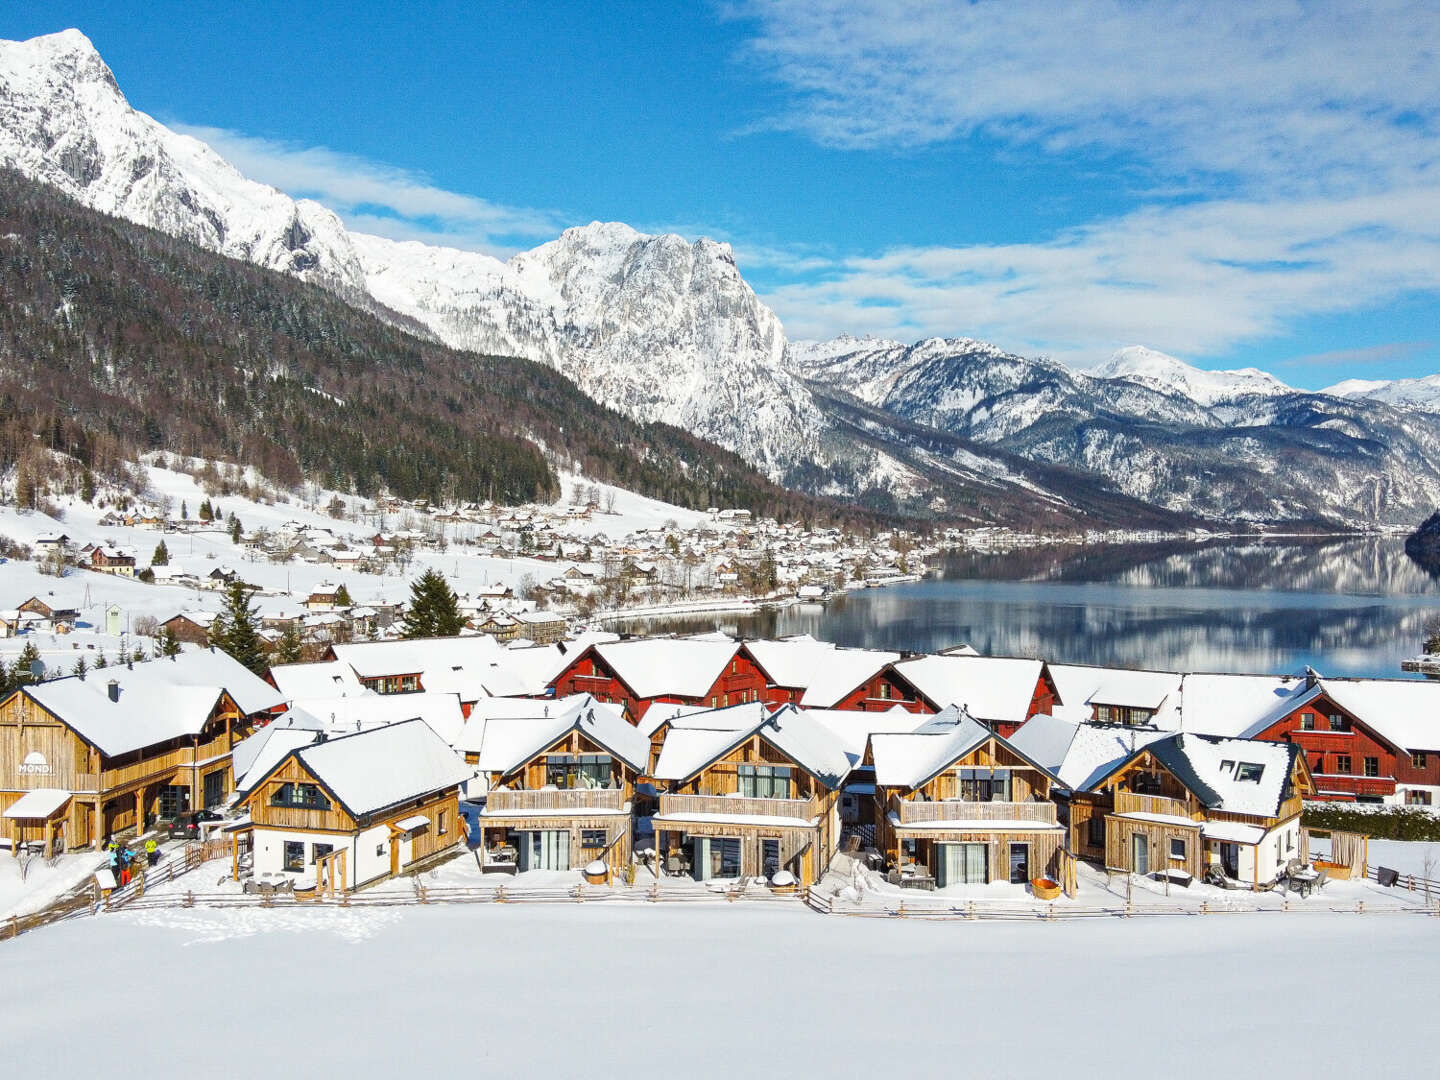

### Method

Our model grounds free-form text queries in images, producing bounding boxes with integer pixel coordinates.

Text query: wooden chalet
[1064,731,1314,888]
[650,705,848,886]
[548,638,768,722]
[744,637,931,713]
[161,612,215,646]
[17,596,79,630]
[89,546,137,576]
[870,707,1071,892]
[462,696,649,876]
[235,719,473,893]
[0,649,284,855]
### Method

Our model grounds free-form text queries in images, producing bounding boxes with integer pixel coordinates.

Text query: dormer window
[1220,760,1235,773]
[1235,762,1265,783]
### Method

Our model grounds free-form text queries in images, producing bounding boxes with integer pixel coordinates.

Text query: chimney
[107,680,120,703]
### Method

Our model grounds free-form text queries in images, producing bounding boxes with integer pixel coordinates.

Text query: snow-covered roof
[23,648,284,757]
[290,692,467,746]
[463,696,647,774]
[1049,664,1180,723]
[742,637,900,707]
[279,719,474,819]
[1178,673,1315,738]
[1317,677,1440,751]
[267,659,371,701]
[591,638,739,699]
[232,714,324,792]
[893,655,1047,725]
[806,705,934,769]
[639,700,767,739]
[328,636,505,681]
[2,788,71,818]
[651,704,851,789]
[869,707,994,789]
[1202,820,1267,845]
[1148,733,1300,818]
[1012,715,1171,793]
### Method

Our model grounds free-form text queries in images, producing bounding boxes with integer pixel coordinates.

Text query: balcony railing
[484,788,627,813]
[894,797,1057,825]
[658,793,819,822]
[1114,791,1195,820]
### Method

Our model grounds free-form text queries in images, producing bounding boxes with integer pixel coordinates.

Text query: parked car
[164,808,224,840]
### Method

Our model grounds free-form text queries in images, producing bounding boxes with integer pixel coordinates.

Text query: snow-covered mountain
[1323,374,1440,415]
[0,29,823,476]
[1096,346,1293,406]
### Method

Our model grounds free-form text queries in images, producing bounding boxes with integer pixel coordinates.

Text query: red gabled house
[548,638,768,723]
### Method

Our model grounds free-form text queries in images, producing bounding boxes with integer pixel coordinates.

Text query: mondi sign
[18,751,53,776]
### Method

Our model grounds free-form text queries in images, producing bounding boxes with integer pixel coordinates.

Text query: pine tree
[152,540,170,566]
[72,656,88,680]
[181,499,188,520]
[401,569,465,639]
[80,471,96,504]
[228,512,242,544]
[94,650,108,670]
[155,625,182,658]
[10,641,42,691]
[274,623,304,665]
[211,581,268,675]
[334,583,352,607]
[199,498,212,522]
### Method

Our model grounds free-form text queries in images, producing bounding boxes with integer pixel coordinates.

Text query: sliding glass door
[937,842,988,886]
[519,830,571,871]
[691,836,742,880]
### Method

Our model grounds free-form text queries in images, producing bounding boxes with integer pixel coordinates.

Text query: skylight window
[1235,762,1265,783]
[1219,759,1235,772]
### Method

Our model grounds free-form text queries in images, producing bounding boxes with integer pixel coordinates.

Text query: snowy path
[1,903,1435,1077]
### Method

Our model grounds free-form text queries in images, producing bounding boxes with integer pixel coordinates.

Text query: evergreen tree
[334,583,353,607]
[274,623,304,665]
[228,512,242,544]
[155,625,182,658]
[80,471,96,504]
[181,499,188,520]
[72,655,88,680]
[199,498,213,521]
[94,650,108,670]
[211,581,268,675]
[9,641,42,693]
[401,569,465,639]
[152,540,170,566]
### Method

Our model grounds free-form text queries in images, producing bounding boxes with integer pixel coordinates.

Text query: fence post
[495,883,507,904]
[575,883,584,904]
[1356,900,1365,915]
[1200,901,1208,915]
[967,900,976,921]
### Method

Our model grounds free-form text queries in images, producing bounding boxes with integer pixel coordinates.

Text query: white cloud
[171,123,567,255]
[730,0,1440,367]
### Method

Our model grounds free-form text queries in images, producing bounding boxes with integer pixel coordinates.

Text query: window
[1406,790,1433,806]
[1364,757,1379,778]
[761,838,781,878]
[1235,762,1265,783]
[580,828,607,849]
[438,810,448,835]
[1412,752,1428,769]
[1008,843,1030,884]
[879,683,892,700]
[739,764,792,799]
[722,693,729,707]
[545,754,613,789]
[1170,837,1186,861]
[959,768,1011,801]
[310,843,333,865]
[1328,714,1351,732]
[1087,815,1105,849]
[1219,760,1235,773]
[203,769,225,809]
[270,782,331,811]
[1300,713,1315,731]
[1335,754,1352,774]
[283,841,305,872]
[1131,771,1164,795]
[376,843,385,857]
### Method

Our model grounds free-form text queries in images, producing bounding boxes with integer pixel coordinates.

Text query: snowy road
[1,903,1434,1076]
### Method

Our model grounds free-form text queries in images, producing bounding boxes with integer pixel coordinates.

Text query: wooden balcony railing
[1114,791,1195,820]
[658,793,819,822]
[484,788,627,813]
[894,797,1057,825]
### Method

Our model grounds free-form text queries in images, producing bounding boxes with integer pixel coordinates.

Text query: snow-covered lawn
[0,848,103,919]
[2,903,1435,1077]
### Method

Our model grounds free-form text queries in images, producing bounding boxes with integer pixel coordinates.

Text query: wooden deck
[894,797,1057,825]
[485,788,627,813]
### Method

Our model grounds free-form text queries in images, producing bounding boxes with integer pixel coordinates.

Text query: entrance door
[157,785,190,820]
[1132,833,1149,875]
[1220,842,1239,878]
[1008,843,1030,884]
[691,837,741,880]
[761,838,780,878]
[520,830,571,871]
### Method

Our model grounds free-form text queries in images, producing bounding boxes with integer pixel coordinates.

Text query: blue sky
[6,1,1440,386]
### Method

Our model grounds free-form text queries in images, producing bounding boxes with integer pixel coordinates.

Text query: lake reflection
[613,537,1440,678]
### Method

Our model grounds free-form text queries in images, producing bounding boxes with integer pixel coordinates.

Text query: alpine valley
[4,29,1440,530]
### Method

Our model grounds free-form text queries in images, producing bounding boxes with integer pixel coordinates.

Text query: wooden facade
[0,686,253,853]
[875,735,1068,889]
[549,645,770,723]
[1248,693,1399,802]
[654,734,840,886]
[828,664,934,714]
[475,728,638,876]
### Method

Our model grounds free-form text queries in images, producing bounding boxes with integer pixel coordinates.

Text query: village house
[87,546,138,577]
[161,611,217,646]
[548,638,769,722]
[1047,664,1182,727]
[0,649,284,855]
[305,583,347,612]
[16,596,79,631]
[234,719,473,893]
[462,696,648,876]
[869,707,1070,891]
[743,636,922,712]
[893,653,1061,736]
[650,705,849,886]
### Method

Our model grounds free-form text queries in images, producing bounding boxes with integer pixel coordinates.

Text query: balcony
[657,793,820,823]
[893,796,1057,826]
[1114,791,1195,821]
[483,788,627,814]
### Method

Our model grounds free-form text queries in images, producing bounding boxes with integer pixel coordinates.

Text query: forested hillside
[0,170,870,525]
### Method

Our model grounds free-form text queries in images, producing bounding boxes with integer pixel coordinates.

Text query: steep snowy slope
[0,30,367,296]
[1096,346,1293,406]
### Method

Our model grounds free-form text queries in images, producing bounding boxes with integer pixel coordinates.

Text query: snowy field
[1,904,1435,1077]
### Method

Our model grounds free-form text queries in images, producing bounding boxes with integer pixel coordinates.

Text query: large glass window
[959,768,1011,801]
[738,764,792,799]
[283,841,305,872]
[544,754,613,789]
[270,782,331,811]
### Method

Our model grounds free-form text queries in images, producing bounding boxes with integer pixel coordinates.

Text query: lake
[613,537,1440,678]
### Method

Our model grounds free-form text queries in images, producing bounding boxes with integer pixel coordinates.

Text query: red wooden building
[548,639,768,723]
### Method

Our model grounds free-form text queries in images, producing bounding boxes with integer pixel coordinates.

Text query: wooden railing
[658,793,819,821]
[894,797,1057,825]
[485,788,627,813]
[1115,792,1195,820]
